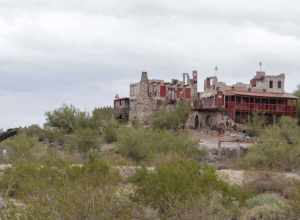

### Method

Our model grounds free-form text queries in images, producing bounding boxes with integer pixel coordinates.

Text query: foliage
[166,193,239,220]
[131,159,243,216]
[91,107,114,129]
[246,113,266,137]
[117,127,204,163]
[152,101,191,130]
[103,123,118,143]
[45,104,92,133]
[0,155,130,220]
[241,117,300,171]
[22,124,45,140]
[242,171,298,198]
[241,194,292,220]
[71,128,102,153]
[1,134,48,163]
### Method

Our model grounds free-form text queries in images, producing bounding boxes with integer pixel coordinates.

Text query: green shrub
[152,101,191,130]
[242,171,298,197]
[103,124,118,143]
[91,107,114,129]
[69,128,102,153]
[131,159,242,215]
[240,117,300,171]
[1,135,48,163]
[167,193,239,220]
[45,104,92,133]
[241,194,292,220]
[22,124,45,140]
[246,113,266,137]
[0,155,127,220]
[117,127,203,163]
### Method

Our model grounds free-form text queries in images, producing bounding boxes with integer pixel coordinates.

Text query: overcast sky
[0,0,300,129]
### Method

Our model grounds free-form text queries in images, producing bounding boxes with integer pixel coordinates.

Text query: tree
[45,105,93,133]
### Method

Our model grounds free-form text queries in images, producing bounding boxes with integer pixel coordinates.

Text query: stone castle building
[127,71,198,123]
[114,67,297,129]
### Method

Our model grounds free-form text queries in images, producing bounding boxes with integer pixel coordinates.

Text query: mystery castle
[114,67,297,129]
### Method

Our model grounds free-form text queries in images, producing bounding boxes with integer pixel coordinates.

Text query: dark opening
[269,80,273,88]
[278,81,282,89]
[195,115,199,129]
[205,115,211,127]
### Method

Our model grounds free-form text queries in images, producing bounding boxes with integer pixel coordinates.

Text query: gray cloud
[0,0,299,128]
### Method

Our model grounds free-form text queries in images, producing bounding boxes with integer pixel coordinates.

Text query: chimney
[192,70,198,83]
[141,71,148,82]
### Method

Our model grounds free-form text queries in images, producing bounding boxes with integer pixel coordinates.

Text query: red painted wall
[184,88,191,99]
[160,85,166,97]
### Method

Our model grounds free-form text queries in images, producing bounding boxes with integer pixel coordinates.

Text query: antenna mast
[214,66,218,75]
[259,61,263,71]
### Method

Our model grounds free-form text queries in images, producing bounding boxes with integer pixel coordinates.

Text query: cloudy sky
[0,0,300,129]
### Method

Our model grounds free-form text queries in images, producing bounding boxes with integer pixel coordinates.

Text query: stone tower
[135,72,154,124]
[192,70,198,98]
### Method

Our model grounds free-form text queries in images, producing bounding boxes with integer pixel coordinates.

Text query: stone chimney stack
[192,70,198,84]
[141,71,148,82]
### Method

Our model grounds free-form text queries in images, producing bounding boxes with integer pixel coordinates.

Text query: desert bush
[167,193,239,220]
[246,113,267,137]
[240,117,300,171]
[91,107,114,128]
[22,124,45,139]
[241,193,293,220]
[45,104,92,133]
[242,171,299,198]
[131,159,243,217]
[0,155,131,220]
[103,124,118,143]
[288,182,300,217]
[152,101,191,130]
[117,127,204,163]
[67,128,102,153]
[1,134,48,163]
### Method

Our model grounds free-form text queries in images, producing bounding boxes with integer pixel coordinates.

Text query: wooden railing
[226,102,296,113]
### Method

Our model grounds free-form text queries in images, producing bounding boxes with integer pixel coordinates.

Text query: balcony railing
[226,102,296,113]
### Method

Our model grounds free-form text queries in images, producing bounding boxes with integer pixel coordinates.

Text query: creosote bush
[103,122,118,143]
[241,193,293,220]
[0,154,132,220]
[45,104,114,133]
[241,117,300,171]
[152,101,191,130]
[131,159,243,218]
[0,134,48,163]
[117,127,204,163]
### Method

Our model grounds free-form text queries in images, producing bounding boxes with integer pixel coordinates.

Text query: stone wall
[186,111,226,130]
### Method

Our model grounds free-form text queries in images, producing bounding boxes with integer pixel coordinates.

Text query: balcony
[226,102,296,113]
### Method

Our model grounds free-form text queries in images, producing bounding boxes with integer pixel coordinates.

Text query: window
[278,81,282,89]
[269,80,273,89]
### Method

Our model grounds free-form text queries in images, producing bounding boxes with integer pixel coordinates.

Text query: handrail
[226,102,296,113]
